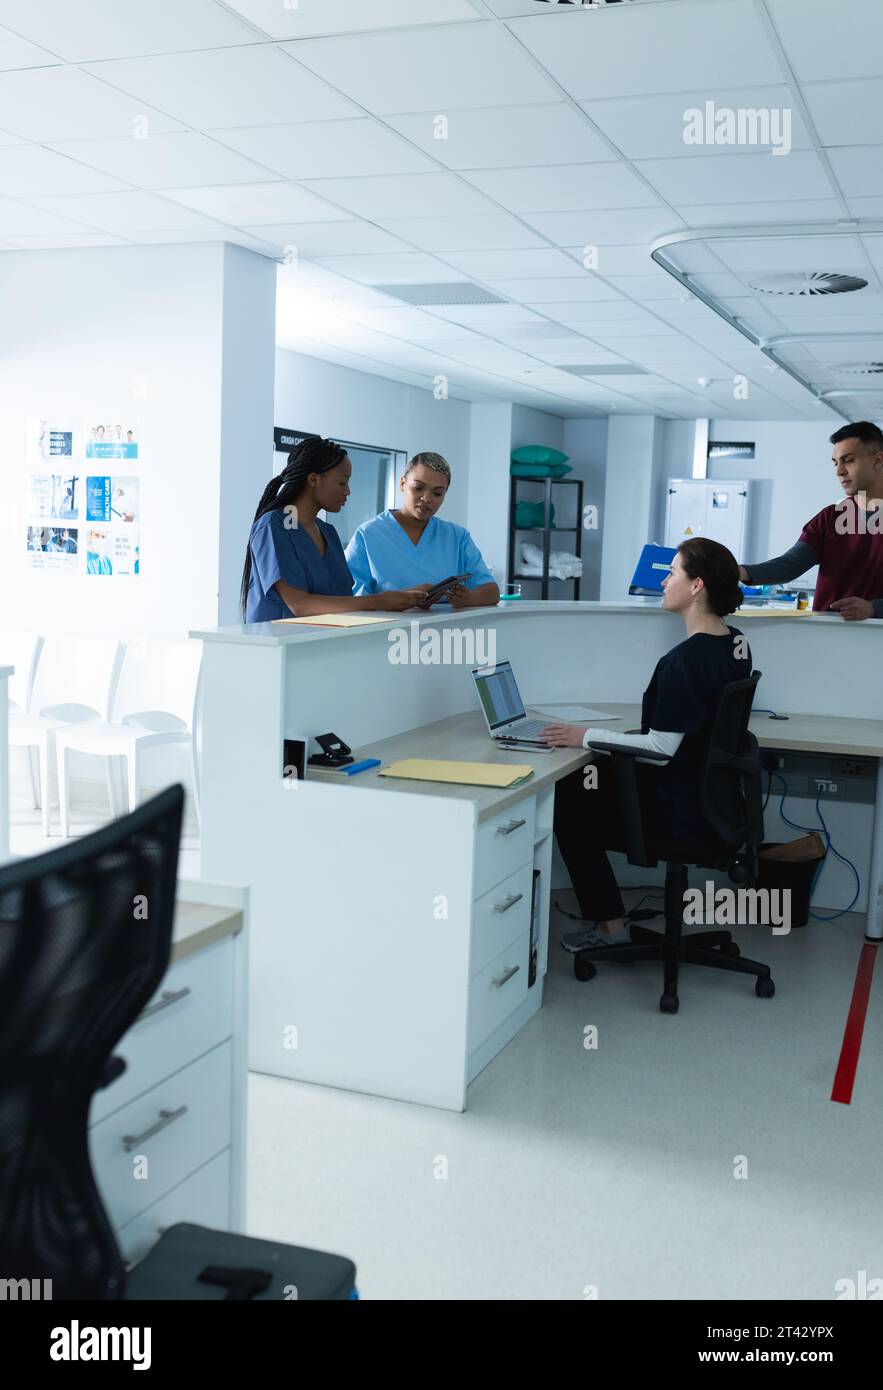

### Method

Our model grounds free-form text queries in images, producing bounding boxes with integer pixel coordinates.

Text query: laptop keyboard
[500,719,546,739]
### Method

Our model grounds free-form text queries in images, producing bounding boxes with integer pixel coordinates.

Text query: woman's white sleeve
[581,726,684,762]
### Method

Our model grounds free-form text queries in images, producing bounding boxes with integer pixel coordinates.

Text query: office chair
[574,672,775,1014]
[0,784,356,1300]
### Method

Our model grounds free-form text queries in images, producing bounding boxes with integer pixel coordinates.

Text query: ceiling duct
[376,283,506,307]
[747,272,868,297]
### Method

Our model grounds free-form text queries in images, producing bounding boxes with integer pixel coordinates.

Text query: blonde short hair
[404,451,451,484]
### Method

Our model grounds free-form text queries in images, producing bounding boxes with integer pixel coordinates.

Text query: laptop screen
[473,661,526,731]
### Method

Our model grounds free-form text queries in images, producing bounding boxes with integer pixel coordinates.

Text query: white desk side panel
[199,641,476,1110]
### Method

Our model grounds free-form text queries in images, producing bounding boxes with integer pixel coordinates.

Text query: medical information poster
[24,419,81,569]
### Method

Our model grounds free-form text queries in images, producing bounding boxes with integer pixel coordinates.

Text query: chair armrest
[586,741,669,763]
[97,1055,127,1090]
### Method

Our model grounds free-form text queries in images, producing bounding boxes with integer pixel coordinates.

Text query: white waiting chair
[8,635,121,837]
[0,631,42,810]
[55,639,202,839]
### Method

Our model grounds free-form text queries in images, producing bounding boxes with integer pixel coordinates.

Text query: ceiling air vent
[747,271,868,296]
[559,364,648,376]
[376,283,506,307]
[832,362,883,375]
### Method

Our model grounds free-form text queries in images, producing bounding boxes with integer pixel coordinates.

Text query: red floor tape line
[831,943,879,1104]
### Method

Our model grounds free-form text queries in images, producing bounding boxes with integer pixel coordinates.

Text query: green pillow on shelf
[511,444,570,467]
[510,459,573,479]
[515,499,555,529]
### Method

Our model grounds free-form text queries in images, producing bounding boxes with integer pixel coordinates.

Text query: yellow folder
[379,759,534,789]
[275,613,397,628]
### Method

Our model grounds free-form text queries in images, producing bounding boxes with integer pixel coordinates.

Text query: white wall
[274,349,473,528]
[707,419,839,576]
[599,415,662,600]
[563,417,608,600]
[467,402,511,584]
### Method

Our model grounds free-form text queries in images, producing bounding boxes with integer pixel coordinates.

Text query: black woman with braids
[241,436,425,622]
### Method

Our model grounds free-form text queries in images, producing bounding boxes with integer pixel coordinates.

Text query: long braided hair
[240,435,347,619]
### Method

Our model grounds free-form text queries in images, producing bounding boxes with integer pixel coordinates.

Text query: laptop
[471,660,550,745]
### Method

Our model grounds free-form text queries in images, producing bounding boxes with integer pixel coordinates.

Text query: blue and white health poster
[83,419,139,461]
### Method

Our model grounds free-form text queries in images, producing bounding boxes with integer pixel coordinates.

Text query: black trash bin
[756,840,825,928]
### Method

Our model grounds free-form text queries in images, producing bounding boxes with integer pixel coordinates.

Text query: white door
[665,480,749,554]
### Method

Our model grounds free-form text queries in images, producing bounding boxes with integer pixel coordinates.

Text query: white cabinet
[88,896,246,1263]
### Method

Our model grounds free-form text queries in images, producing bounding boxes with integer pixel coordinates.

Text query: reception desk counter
[193,602,883,1110]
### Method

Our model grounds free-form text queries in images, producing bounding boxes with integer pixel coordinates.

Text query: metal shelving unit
[507,475,584,601]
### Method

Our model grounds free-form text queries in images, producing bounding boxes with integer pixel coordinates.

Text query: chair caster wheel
[660,992,679,1014]
[574,956,596,982]
[755,976,775,998]
[721,942,741,957]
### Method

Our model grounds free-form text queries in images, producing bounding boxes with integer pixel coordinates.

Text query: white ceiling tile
[508,1,785,99]
[248,221,413,256]
[520,207,686,246]
[0,125,22,144]
[671,199,844,227]
[224,0,479,40]
[0,66,184,141]
[213,119,436,179]
[846,195,883,217]
[46,132,275,189]
[300,172,496,220]
[767,0,883,81]
[425,303,548,325]
[282,25,559,115]
[484,320,581,341]
[4,231,130,248]
[161,182,353,226]
[803,80,883,149]
[0,23,59,69]
[564,245,656,277]
[636,151,834,205]
[126,228,278,255]
[312,252,467,284]
[86,47,357,130]
[386,103,615,170]
[581,88,809,160]
[462,162,662,213]
[0,144,128,196]
[437,247,581,279]
[489,277,623,303]
[0,197,102,236]
[601,273,687,300]
[543,300,665,322]
[22,191,227,232]
[375,214,545,252]
[826,146,883,198]
[0,0,258,60]
[574,319,680,338]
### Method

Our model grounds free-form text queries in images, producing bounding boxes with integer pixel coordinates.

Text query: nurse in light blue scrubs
[240,437,425,622]
[345,452,500,608]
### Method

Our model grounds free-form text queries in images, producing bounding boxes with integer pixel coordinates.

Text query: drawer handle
[494,892,524,915]
[122,1105,188,1153]
[496,818,526,836]
[492,964,520,989]
[138,986,191,1021]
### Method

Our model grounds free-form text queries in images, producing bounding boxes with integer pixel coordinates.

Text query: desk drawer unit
[473,798,536,898]
[117,1150,233,1266]
[90,937,234,1126]
[467,931,530,1054]
[91,1041,232,1232]
[470,862,534,978]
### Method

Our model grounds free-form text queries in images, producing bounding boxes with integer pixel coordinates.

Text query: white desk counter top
[192,599,883,647]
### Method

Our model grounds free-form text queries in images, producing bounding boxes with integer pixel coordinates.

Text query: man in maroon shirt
[738,422,883,620]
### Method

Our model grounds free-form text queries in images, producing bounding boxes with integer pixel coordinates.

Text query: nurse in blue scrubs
[345,452,499,608]
[240,436,425,622]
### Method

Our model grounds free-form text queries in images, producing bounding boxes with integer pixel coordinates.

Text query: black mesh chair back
[699,671,764,856]
[0,785,184,1299]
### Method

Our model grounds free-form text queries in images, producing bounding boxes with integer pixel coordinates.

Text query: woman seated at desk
[345,452,500,609]
[241,437,426,622]
[541,538,752,952]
